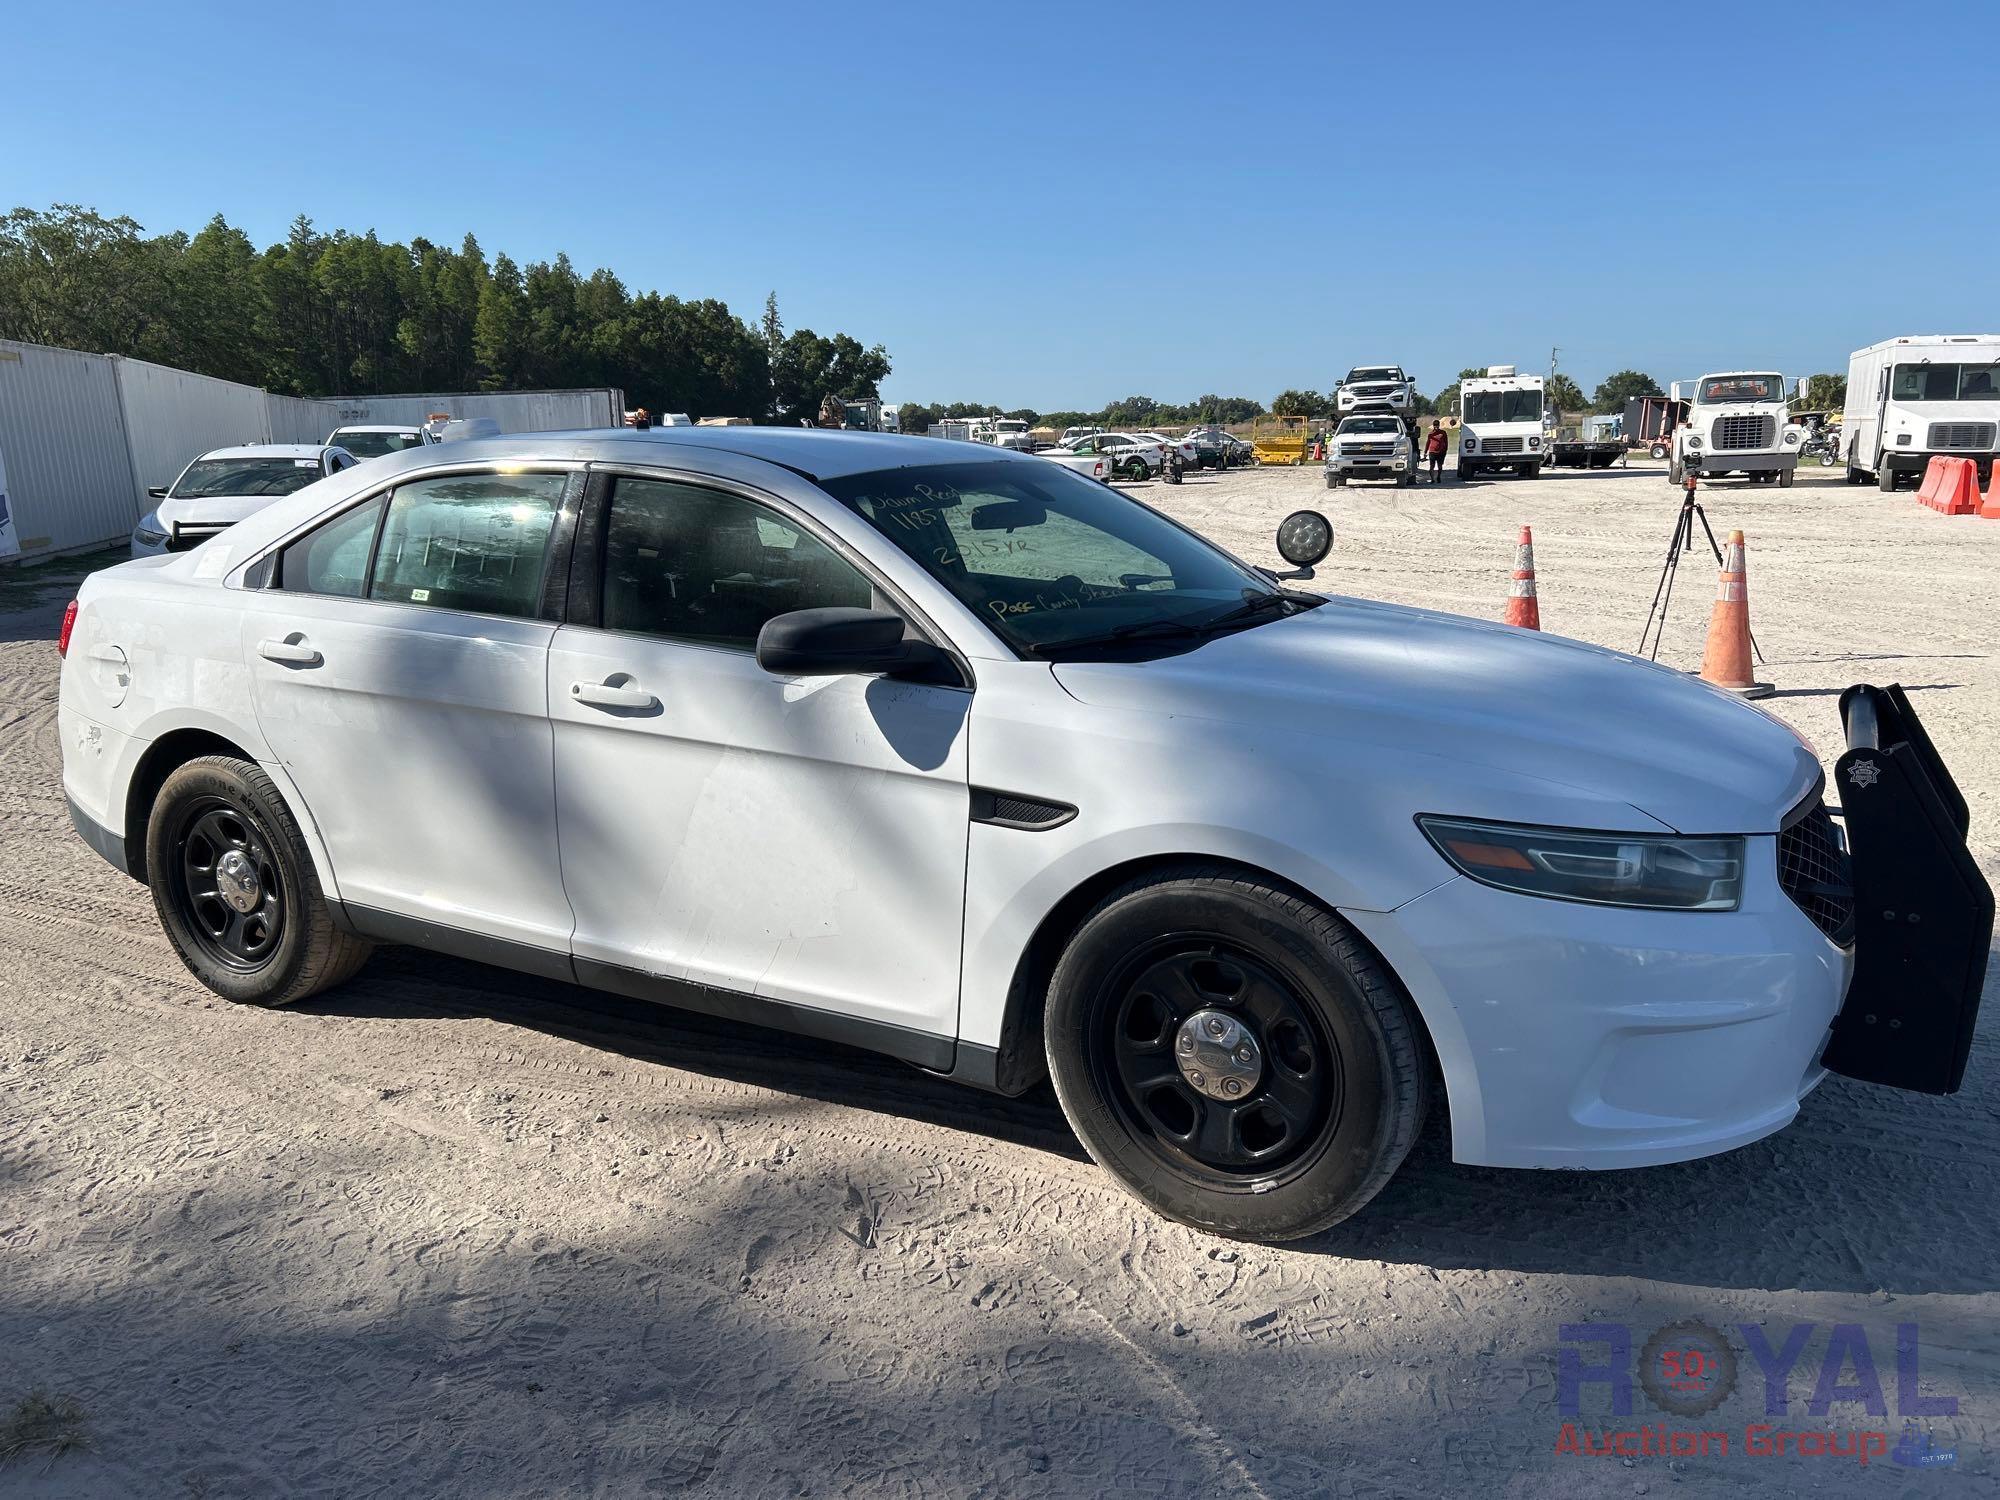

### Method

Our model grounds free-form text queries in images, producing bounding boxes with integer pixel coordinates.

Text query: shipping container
[0,340,137,559]
[113,355,340,501]
[325,388,625,435]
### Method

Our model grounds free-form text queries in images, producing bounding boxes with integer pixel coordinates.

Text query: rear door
[242,464,582,961]
[546,469,971,1052]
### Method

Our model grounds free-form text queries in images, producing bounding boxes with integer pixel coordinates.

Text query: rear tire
[1044,867,1429,1241]
[1125,458,1149,482]
[145,755,372,1006]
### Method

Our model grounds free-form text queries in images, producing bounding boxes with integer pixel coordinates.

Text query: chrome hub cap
[1175,1008,1263,1101]
[216,849,262,913]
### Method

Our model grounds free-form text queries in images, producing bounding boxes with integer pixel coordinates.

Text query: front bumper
[1342,683,1990,1170]
[1686,450,1796,473]
[1345,838,1850,1169]
[1329,453,1410,475]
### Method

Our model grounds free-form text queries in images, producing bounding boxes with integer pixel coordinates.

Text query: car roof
[330,423,424,433]
[339,425,1036,484]
[194,444,334,461]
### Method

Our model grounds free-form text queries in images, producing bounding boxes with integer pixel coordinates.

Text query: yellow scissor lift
[1247,414,1313,466]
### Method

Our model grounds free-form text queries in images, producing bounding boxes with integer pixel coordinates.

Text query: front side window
[599,477,872,649]
[278,496,386,598]
[369,472,565,617]
[820,460,1289,657]
[171,457,325,499]
[1892,363,2000,401]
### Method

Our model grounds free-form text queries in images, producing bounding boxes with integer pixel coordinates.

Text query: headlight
[1783,429,1799,444]
[1461,436,1475,453]
[1687,435,1703,451]
[1417,816,1744,910]
[1896,432,1912,445]
[1528,435,1542,449]
[134,511,168,546]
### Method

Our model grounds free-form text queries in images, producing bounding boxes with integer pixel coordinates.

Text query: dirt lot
[2,460,1995,1497]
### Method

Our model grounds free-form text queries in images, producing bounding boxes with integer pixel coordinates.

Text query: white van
[1842,334,2000,491]
[1457,366,1546,480]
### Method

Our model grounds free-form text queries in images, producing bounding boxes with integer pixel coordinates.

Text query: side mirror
[756,607,948,680]
[1268,509,1333,580]
[147,485,168,500]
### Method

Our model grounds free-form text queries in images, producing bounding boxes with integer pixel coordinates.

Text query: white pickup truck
[1032,446,1113,483]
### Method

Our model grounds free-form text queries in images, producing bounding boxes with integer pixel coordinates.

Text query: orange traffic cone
[1700,530,1773,698]
[1504,525,1540,630]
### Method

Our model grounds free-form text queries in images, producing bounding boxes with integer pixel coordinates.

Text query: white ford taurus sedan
[59,428,1990,1239]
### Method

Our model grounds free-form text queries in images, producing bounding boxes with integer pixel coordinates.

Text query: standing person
[1424,419,1448,483]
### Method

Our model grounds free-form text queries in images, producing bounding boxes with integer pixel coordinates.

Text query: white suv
[59,428,1989,1240]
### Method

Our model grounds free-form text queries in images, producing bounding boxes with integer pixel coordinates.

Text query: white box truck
[1457,366,1546,480]
[1667,372,1800,487]
[1841,334,2000,492]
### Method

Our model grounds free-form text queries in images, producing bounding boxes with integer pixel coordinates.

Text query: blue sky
[8,1,1997,409]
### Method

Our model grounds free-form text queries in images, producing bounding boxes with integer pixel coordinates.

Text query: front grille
[1927,421,1997,450]
[1713,414,1776,451]
[1777,801,1854,945]
[1482,436,1525,454]
[1342,442,1393,455]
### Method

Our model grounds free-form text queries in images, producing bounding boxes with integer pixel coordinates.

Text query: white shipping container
[113,355,340,503]
[0,340,138,558]
[327,388,625,434]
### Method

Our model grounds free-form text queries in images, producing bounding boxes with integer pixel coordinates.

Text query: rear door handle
[257,637,322,667]
[570,679,659,711]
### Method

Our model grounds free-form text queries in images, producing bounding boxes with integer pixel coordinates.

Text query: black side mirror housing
[756,607,950,680]
[147,485,168,499]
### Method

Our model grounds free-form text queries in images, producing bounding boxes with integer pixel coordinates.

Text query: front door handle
[570,679,659,712]
[257,636,322,667]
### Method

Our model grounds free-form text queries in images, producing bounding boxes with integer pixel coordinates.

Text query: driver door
[546,472,973,1054]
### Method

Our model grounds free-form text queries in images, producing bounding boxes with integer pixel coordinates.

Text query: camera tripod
[1636,478,1764,663]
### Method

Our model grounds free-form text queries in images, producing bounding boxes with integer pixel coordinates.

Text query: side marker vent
[970,789,1077,831]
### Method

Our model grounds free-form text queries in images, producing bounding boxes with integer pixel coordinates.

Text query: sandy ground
[1,459,1995,1497]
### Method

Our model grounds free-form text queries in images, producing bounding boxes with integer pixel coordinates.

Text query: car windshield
[333,430,425,458]
[1462,390,1544,424]
[1892,362,2000,402]
[1699,375,1781,403]
[1340,417,1402,435]
[820,460,1293,657]
[1347,368,1400,384]
[170,457,323,498]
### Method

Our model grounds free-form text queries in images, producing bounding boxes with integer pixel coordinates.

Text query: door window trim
[569,463,974,690]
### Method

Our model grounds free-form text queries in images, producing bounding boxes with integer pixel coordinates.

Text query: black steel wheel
[168,796,287,971]
[1094,939,1338,1184]
[1045,867,1428,1241]
[145,755,372,1006]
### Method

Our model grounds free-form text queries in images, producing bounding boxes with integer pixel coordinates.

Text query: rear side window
[278,496,386,598]
[370,473,565,617]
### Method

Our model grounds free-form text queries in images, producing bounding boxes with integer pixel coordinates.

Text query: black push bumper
[1821,684,1993,1095]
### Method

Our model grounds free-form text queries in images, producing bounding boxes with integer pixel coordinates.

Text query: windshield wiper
[1022,615,1211,657]
[1196,591,1305,633]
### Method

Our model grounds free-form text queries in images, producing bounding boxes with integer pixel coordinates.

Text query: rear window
[171,458,323,498]
[333,430,426,459]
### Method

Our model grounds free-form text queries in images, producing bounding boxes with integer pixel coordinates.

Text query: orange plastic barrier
[1700,530,1773,698]
[1914,456,1981,515]
[1504,525,1540,630]
[1981,465,2000,519]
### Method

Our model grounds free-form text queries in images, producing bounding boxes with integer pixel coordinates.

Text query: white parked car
[1325,415,1415,486]
[1135,431,1202,470]
[61,429,1989,1240]
[325,424,437,461]
[1335,365,1416,417]
[131,444,359,557]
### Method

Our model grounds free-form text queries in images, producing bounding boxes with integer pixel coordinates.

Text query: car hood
[155,493,288,530]
[1050,597,1821,835]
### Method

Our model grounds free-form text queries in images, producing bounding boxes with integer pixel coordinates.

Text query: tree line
[0,204,889,424]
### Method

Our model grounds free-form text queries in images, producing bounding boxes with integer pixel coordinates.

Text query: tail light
[58,598,79,658]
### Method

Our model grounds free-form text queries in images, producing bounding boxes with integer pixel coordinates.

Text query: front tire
[146,755,372,1006]
[1777,466,1795,488]
[1877,462,1897,492]
[1044,868,1428,1241]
